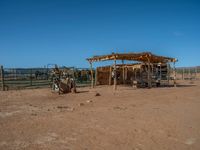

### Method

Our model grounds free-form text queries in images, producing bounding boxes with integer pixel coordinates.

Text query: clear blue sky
[0,0,200,68]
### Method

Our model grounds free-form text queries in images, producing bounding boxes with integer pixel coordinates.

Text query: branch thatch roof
[87,52,177,63]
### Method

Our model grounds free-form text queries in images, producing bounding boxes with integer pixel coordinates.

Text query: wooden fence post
[30,69,32,86]
[1,65,5,91]
[182,68,185,80]
[195,67,197,80]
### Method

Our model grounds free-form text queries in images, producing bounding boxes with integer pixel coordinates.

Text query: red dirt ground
[0,80,200,150]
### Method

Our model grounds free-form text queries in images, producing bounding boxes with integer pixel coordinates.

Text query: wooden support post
[95,68,98,86]
[159,63,162,80]
[15,69,17,80]
[125,67,127,84]
[140,65,142,83]
[147,59,152,88]
[122,60,125,84]
[90,62,94,88]
[113,58,117,90]
[0,65,5,91]
[167,63,170,86]
[122,66,125,84]
[182,68,185,80]
[109,66,112,85]
[134,68,137,80]
[173,61,177,87]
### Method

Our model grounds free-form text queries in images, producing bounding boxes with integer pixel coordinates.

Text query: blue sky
[0,0,200,68]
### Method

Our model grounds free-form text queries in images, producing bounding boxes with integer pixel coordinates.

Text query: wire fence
[175,67,200,80]
[0,66,93,91]
[1,65,200,91]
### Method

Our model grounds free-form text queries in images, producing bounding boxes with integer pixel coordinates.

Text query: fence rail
[1,65,200,91]
[0,66,92,91]
[175,67,200,80]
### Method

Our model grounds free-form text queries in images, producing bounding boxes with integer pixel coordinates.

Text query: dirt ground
[0,80,200,150]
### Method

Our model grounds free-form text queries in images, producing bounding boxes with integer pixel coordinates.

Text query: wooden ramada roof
[87,52,177,63]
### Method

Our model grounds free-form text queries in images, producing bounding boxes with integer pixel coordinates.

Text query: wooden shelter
[87,52,177,89]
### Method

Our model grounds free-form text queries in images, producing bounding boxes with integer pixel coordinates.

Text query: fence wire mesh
[0,66,93,90]
[1,66,200,90]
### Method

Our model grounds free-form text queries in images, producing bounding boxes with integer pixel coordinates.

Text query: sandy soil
[0,80,200,150]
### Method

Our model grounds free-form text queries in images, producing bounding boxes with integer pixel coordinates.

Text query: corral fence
[1,65,199,91]
[175,66,200,80]
[0,65,93,91]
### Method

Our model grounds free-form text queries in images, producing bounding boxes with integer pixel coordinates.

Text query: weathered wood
[125,67,127,84]
[159,63,162,80]
[87,52,176,64]
[109,66,112,85]
[167,63,170,85]
[113,58,117,90]
[195,67,197,80]
[182,68,185,80]
[147,59,152,88]
[95,68,98,86]
[134,68,137,80]
[90,62,94,88]
[30,69,32,86]
[0,65,5,91]
[189,67,191,80]
[122,60,125,84]
[173,62,176,87]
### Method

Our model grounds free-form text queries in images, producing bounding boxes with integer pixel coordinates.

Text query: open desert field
[0,80,200,150]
